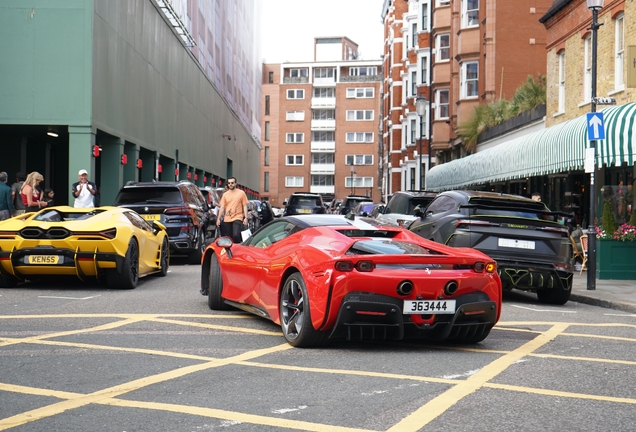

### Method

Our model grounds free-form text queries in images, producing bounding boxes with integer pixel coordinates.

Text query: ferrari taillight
[335,261,354,272]
[474,262,496,273]
[356,260,375,272]
[164,206,192,216]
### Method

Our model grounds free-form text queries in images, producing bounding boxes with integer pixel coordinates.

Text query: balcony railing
[311,97,336,108]
[311,119,336,130]
[311,141,336,152]
[310,163,335,174]
[283,76,309,84]
[340,74,382,82]
[313,77,337,86]
[310,185,335,194]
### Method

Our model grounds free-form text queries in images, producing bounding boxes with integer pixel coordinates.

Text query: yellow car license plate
[28,255,60,264]
[142,214,161,221]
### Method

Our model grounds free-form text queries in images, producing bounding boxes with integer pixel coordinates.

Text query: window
[286,110,305,121]
[264,121,270,141]
[615,13,624,90]
[411,71,417,96]
[461,61,478,99]
[264,147,270,166]
[264,172,269,192]
[409,119,416,144]
[346,110,374,121]
[412,23,417,48]
[314,67,335,78]
[420,55,428,84]
[346,132,374,143]
[436,34,450,61]
[311,175,334,186]
[285,176,304,187]
[312,153,334,164]
[268,71,273,83]
[345,177,373,188]
[558,51,565,113]
[436,89,449,119]
[287,89,304,99]
[346,88,374,98]
[314,87,335,98]
[265,95,270,116]
[349,67,378,76]
[312,131,335,141]
[462,0,479,28]
[584,35,592,102]
[312,109,335,120]
[422,3,429,31]
[286,155,304,165]
[286,133,304,143]
[346,154,374,165]
[437,0,450,5]
[289,68,308,78]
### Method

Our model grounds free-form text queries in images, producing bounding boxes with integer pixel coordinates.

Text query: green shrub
[601,199,617,237]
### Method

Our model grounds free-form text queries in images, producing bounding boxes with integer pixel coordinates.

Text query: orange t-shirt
[219,189,248,223]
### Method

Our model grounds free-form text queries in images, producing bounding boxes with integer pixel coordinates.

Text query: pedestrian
[0,171,16,220]
[19,171,47,212]
[531,192,541,202]
[216,177,249,243]
[43,188,55,207]
[10,171,26,215]
[71,169,97,208]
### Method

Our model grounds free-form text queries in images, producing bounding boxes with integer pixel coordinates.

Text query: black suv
[408,190,572,304]
[283,192,325,216]
[338,195,371,215]
[114,181,211,264]
[375,191,437,227]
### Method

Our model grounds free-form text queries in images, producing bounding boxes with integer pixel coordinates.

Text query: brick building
[260,37,382,206]
[380,0,552,199]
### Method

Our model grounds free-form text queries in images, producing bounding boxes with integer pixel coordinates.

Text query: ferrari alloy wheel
[108,239,140,289]
[158,237,169,277]
[208,254,229,310]
[279,272,326,348]
[188,229,205,265]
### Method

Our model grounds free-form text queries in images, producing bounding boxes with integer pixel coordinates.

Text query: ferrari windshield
[347,240,436,255]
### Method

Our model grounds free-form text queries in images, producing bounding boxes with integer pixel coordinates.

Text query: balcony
[311,141,336,152]
[340,74,382,83]
[311,97,336,108]
[283,76,309,84]
[314,77,337,86]
[311,119,336,130]
[310,185,335,194]
[310,163,335,174]
[286,111,305,122]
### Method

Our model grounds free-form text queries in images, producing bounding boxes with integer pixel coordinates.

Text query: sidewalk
[570,271,636,313]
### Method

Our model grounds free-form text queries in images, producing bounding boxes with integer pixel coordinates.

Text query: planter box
[596,239,636,280]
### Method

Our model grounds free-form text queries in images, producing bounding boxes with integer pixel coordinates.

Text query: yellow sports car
[0,206,169,289]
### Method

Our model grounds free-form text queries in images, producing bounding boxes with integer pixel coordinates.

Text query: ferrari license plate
[28,255,60,265]
[141,214,161,221]
[498,238,535,249]
[403,300,456,314]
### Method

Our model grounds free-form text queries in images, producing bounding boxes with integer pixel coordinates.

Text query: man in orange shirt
[216,177,249,243]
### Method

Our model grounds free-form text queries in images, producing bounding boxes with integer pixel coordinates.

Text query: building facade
[380,0,552,200]
[0,0,262,206]
[260,38,382,206]
[426,0,636,227]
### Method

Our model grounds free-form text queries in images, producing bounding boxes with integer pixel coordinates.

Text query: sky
[261,0,386,63]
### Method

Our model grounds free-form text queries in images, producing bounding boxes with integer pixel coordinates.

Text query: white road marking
[510,305,576,313]
[603,313,636,317]
[361,390,388,396]
[272,405,307,414]
[441,369,480,379]
[38,295,102,300]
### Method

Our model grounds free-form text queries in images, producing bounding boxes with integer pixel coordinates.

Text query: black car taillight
[164,206,192,216]
[335,261,354,272]
[474,262,496,273]
[355,260,375,272]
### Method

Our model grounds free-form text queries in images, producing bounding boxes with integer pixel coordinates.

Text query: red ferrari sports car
[200,215,502,347]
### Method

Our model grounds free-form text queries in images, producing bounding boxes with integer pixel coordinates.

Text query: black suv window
[425,196,456,214]
[289,196,322,207]
[115,187,182,204]
[387,194,407,214]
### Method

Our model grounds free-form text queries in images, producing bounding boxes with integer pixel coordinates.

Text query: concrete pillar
[124,142,139,183]
[68,126,95,206]
[100,135,125,206]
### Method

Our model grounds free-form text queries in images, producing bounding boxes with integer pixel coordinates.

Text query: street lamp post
[350,163,355,196]
[415,94,427,191]
[586,0,604,291]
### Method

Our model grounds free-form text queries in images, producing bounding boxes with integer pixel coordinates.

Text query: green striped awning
[426,103,636,191]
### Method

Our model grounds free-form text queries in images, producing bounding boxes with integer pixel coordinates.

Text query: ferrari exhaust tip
[396,280,414,296]
[444,280,458,296]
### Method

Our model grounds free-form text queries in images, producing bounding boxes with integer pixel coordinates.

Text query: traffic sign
[587,112,605,141]
[592,97,616,105]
